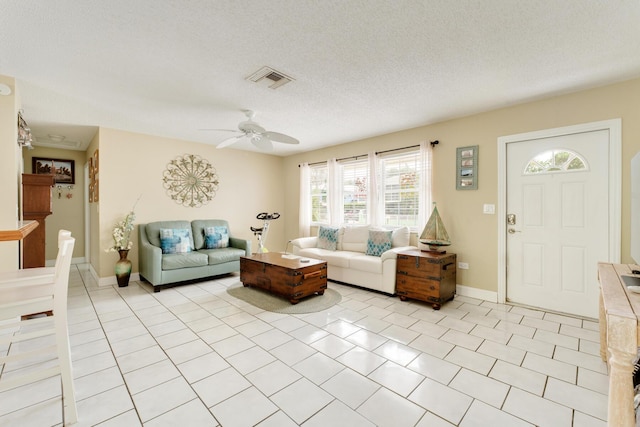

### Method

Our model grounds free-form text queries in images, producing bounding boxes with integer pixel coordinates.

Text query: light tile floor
[0,264,609,426]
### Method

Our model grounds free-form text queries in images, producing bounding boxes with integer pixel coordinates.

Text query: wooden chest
[396,250,456,309]
[240,253,328,304]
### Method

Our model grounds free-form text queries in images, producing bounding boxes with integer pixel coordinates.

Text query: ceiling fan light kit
[208,110,300,150]
[0,83,12,96]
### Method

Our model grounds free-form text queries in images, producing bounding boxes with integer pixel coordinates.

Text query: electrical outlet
[458,262,469,270]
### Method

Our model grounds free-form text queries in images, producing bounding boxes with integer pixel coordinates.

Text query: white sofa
[291,225,417,295]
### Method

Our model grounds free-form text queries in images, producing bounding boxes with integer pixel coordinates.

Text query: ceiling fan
[206,110,299,150]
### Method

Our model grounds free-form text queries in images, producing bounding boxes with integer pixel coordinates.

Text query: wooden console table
[598,262,640,427]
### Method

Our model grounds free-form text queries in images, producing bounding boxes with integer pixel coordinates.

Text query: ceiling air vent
[246,66,294,89]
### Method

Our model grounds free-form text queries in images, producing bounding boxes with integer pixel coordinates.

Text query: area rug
[226,283,341,314]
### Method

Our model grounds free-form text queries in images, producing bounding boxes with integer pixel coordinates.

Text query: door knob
[508,228,521,234]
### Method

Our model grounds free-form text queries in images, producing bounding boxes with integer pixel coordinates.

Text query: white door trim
[84,162,91,264]
[497,119,621,304]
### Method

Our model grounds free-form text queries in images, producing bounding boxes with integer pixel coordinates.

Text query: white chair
[0,230,77,425]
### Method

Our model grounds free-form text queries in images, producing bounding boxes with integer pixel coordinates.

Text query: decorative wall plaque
[162,154,219,207]
[456,145,478,190]
[89,149,99,202]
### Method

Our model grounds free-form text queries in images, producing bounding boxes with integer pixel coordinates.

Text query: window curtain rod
[300,154,366,167]
[298,141,438,167]
[375,144,419,156]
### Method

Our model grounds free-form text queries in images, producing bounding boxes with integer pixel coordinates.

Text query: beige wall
[23,147,87,260]
[94,128,285,279]
[5,74,640,291]
[0,75,22,271]
[283,78,640,293]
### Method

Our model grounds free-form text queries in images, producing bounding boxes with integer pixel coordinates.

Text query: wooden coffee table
[240,252,327,304]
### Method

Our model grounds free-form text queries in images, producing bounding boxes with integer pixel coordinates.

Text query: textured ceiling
[1,0,640,155]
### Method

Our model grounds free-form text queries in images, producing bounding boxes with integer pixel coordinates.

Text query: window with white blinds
[340,159,369,225]
[310,164,328,224]
[305,146,427,230]
[379,150,422,228]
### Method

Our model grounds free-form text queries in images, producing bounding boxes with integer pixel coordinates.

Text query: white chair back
[0,230,78,424]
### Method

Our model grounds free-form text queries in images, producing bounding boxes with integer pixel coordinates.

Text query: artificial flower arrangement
[106,210,136,252]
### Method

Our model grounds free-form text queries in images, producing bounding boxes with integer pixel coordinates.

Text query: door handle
[508,228,521,234]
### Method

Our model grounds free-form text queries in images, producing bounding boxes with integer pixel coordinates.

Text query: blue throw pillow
[160,228,193,254]
[366,230,392,257]
[204,226,229,249]
[317,226,339,251]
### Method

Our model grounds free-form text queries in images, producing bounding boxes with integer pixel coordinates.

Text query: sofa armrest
[380,246,418,262]
[291,237,318,254]
[230,237,252,255]
[138,225,163,286]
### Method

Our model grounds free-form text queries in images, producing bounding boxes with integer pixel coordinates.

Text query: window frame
[309,163,329,226]
[378,149,423,231]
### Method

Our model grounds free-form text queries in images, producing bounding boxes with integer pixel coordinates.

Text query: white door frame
[497,119,621,304]
[84,162,90,263]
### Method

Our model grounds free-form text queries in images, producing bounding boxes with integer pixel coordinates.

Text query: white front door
[503,125,617,318]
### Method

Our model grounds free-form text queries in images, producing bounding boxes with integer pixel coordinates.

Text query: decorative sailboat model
[420,203,451,253]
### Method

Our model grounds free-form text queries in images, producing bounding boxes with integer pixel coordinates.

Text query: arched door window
[524,149,588,175]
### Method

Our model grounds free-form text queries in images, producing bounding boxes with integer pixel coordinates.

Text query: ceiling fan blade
[199,128,239,132]
[251,136,273,151]
[216,134,246,149]
[263,131,299,144]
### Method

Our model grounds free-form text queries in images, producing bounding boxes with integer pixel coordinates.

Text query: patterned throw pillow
[204,226,229,249]
[317,226,339,251]
[160,228,193,254]
[366,230,393,257]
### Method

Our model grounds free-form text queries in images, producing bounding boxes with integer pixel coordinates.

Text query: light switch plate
[483,204,495,214]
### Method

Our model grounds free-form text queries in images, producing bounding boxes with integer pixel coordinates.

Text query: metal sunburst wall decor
[162,154,220,207]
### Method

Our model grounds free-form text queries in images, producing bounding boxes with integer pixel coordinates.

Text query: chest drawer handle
[304,271,321,279]
[443,262,454,270]
[430,286,435,290]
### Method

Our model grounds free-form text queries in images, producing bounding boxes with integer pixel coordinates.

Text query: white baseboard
[88,263,99,283]
[82,263,141,288]
[45,256,86,267]
[99,272,141,287]
[456,284,498,303]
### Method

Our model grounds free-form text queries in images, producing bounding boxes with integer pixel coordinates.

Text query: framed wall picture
[456,145,478,190]
[32,157,75,184]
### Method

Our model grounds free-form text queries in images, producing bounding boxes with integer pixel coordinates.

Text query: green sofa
[138,219,251,291]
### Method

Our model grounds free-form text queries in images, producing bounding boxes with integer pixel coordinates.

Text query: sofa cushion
[204,226,229,249]
[162,252,208,270]
[317,226,339,250]
[192,219,230,250]
[322,250,362,268]
[341,225,370,252]
[160,228,193,254]
[296,247,331,260]
[146,220,193,248]
[296,247,360,268]
[392,226,410,247]
[200,247,245,265]
[370,226,410,247]
[366,230,393,256]
[350,254,384,274]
